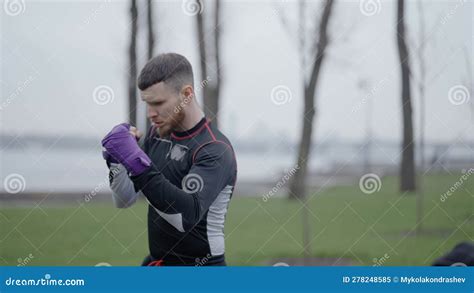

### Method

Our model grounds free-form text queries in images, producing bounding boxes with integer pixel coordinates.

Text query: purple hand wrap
[101,123,152,176]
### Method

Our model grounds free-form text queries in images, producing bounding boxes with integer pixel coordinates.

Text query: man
[101,53,237,266]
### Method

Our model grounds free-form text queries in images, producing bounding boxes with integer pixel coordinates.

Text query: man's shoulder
[192,123,235,164]
[206,121,234,147]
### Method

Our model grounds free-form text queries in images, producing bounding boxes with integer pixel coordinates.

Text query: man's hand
[129,126,143,140]
[104,126,142,163]
[101,123,152,176]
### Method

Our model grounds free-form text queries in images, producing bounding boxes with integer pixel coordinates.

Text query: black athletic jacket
[107,117,237,266]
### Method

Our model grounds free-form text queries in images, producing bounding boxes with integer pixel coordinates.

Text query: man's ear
[181,85,194,100]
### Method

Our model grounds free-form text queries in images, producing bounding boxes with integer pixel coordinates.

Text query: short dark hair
[137,53,194,92]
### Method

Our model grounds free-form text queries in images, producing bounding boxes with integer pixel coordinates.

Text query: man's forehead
[141,91,156,101]
[141,82,167,101]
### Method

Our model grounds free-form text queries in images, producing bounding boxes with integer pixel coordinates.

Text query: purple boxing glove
[101,123,152,176]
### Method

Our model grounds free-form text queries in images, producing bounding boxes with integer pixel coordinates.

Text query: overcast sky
[1,0,473,144]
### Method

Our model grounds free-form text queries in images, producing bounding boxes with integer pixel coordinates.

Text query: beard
[157,108,185,137]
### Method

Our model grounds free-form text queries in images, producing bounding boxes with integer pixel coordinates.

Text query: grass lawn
[1,173,472,266]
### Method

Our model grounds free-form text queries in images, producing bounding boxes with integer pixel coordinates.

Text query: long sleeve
[108,163,140,208]
[105,133,148,208]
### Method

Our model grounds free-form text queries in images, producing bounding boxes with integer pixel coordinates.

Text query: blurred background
[1,0,473,266]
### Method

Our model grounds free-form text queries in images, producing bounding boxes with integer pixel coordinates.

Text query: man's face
[141,82,185,137]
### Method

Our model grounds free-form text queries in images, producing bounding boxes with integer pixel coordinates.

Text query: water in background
[1,140,472,194]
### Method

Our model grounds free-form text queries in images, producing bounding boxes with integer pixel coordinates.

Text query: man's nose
[147,106,158,119]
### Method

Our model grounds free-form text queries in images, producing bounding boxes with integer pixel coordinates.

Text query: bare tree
[359,79,373,174]
[396,0,416,192]
[145,0,156,131]
[147,0,155,60]
[274,0,336,264]
[461,46,473,167]
[128,0,138,126]
[288,0,336,200]
[413,0,428,235]
[195,0,222,127]
[462,46,473,124]
[410,4,451,235]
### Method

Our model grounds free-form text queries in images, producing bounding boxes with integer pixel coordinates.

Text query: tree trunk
[195,0,221,127]
[396,0,416,192]
[288,0,335,200]
[128,0,138,126]
[146,0,155,132]
[416,0,426,235]
[290,88,315,200]
[147,0,155,60]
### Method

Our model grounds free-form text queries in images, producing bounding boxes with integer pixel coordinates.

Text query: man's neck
[177,108,205,132]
